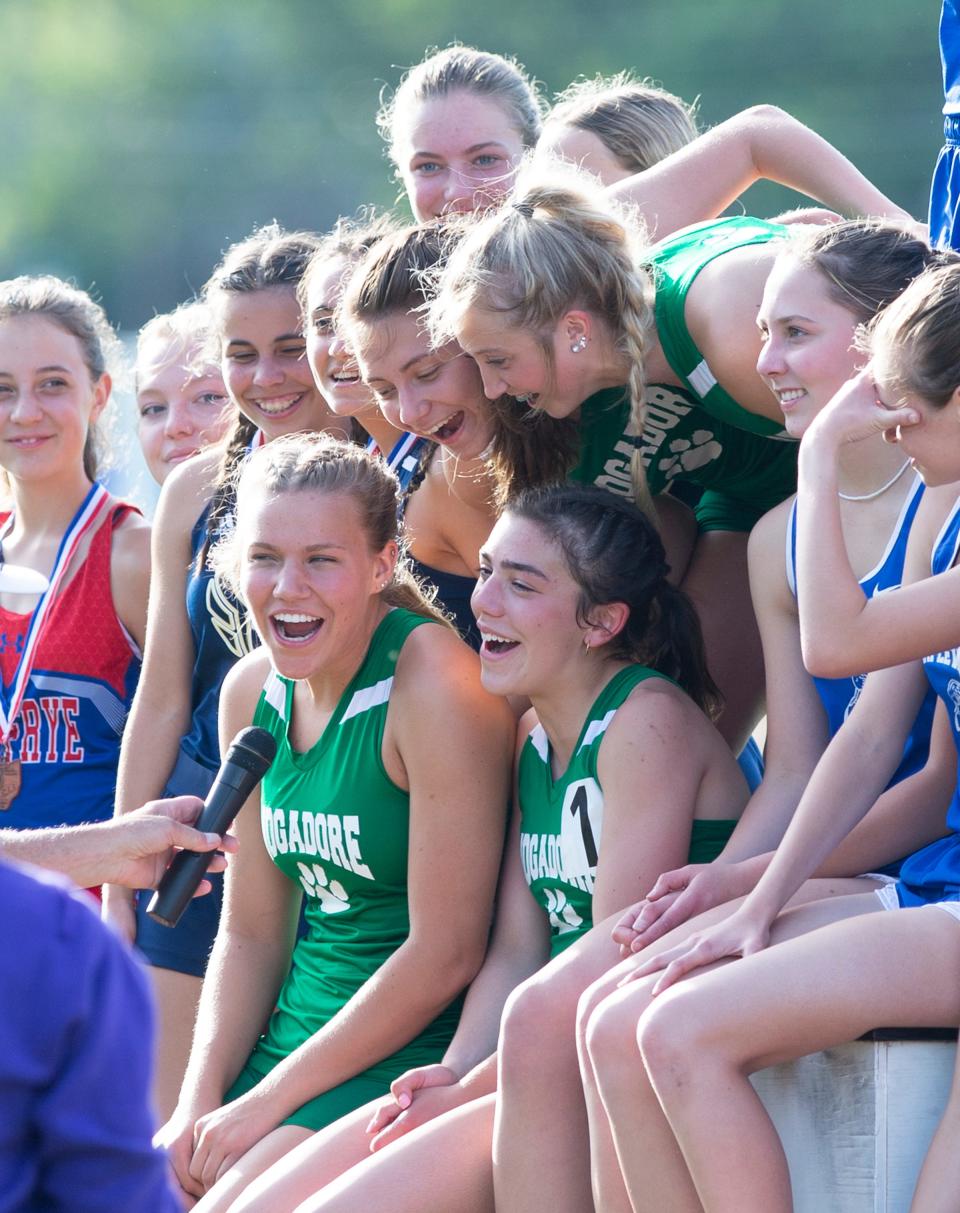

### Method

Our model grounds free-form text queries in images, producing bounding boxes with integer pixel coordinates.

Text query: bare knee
[583,986,650,1080]
[636,985,714,1095]
[499,967,583,1077]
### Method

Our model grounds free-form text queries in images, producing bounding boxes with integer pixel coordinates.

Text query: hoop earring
[570,335,588,354]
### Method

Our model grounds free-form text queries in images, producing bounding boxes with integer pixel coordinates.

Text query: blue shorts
[929,115,960,250]
[134,747,222,979]
[737,735,764,793]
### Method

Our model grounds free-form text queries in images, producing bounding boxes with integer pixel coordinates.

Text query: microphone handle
[145,764,262,928]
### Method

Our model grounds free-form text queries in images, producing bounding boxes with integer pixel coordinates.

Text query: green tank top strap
[648,216,790,438]
[518,664,669,957]
[246,607,460,1098]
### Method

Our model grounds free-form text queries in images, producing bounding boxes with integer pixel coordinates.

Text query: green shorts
[227,1058,396,1132]
[688,819,739,865]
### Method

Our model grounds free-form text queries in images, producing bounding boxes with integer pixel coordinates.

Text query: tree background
[1,0,942,330]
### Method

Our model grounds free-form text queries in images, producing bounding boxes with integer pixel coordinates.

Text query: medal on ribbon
[0,482,112,809]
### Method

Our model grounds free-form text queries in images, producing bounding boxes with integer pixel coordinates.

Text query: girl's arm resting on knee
[610,105,912,242]
[105,459,213,938]
[158,654,300,1197]
[797,375,960,675]
[631,663,928,991]
[192,635,513,1164]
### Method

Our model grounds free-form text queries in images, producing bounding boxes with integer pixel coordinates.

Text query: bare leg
[231,1100,386,1213]
[492,927,624,1213]
[148,967,202,1124]
[682,530,764,753]
[656,492,697,586]
[192,1126,312,1212]
[910,1012,960,1212]
[629,899,960,1213]
[292,1096,497,1213]
[576,957,663,1213]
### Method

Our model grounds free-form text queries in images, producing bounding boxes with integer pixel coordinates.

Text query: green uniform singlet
[570,383,798,532]
[226,608,462,1130]
[518,665,737,959]
[649,215,789,438]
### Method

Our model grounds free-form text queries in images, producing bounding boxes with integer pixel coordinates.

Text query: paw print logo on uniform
[657,430,723,480]
[544,887,583,935]
[296,862,351,913]
[948,679,960,732]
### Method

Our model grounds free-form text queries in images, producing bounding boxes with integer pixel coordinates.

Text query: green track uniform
[518,666,737,959]
[568,215,799,531]
[649,215,790,438]
[571,383,798,532]
[226,609,462,1130]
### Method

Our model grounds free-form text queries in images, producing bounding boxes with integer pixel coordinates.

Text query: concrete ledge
[750,1034,956,1212]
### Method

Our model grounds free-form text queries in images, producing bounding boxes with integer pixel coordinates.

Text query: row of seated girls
[5,36,960,1213]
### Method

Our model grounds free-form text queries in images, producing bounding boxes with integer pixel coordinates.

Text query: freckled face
[395,91,526,222]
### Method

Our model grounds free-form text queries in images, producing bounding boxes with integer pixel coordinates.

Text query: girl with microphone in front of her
[158,434,513,1210]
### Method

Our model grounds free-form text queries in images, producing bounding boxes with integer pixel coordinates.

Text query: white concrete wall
[751,1038,955,1212]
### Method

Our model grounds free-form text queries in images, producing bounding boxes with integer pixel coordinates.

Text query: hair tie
[512,200,535,219]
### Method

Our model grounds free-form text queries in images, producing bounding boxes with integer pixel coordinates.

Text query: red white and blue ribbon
[0,481,112,742]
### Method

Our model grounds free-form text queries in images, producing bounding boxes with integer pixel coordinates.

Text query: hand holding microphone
[147,726,277,928]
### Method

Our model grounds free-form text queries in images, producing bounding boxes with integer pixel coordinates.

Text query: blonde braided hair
[429,164,657,514]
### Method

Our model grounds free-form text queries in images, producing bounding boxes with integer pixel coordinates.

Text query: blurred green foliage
[1,0,942,329]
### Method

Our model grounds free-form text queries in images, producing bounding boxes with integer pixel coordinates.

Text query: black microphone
[146,726,277,928]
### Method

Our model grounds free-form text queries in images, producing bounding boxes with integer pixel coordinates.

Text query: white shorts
[874,882,960,923]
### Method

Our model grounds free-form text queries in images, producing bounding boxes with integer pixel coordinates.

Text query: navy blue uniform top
[182,504,258,771]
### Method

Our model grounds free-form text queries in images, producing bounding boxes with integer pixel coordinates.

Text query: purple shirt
[0,859,178,1212]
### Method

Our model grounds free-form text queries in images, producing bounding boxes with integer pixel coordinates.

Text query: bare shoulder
[110,506,152,575]
[749,495,793,562]
[605,673,704,750]
[748,495,794,600]
[394,618,484,700]
[155,448,221,533]
[393,619,513,735]
[222,647,273,714]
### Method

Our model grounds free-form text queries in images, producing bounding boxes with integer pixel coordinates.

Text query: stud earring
[570,335,588,354]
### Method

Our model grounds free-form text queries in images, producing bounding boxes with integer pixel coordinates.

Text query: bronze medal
[0,758,21,810]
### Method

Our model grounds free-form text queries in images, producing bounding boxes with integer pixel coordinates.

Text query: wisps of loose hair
[506,483,720,716]
[428,163,656,513]
[378,44,544,171]
[546,72,698,175]
[211,431,453,629]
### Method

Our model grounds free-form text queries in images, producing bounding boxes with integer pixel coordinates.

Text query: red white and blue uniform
[0,502,141,831]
